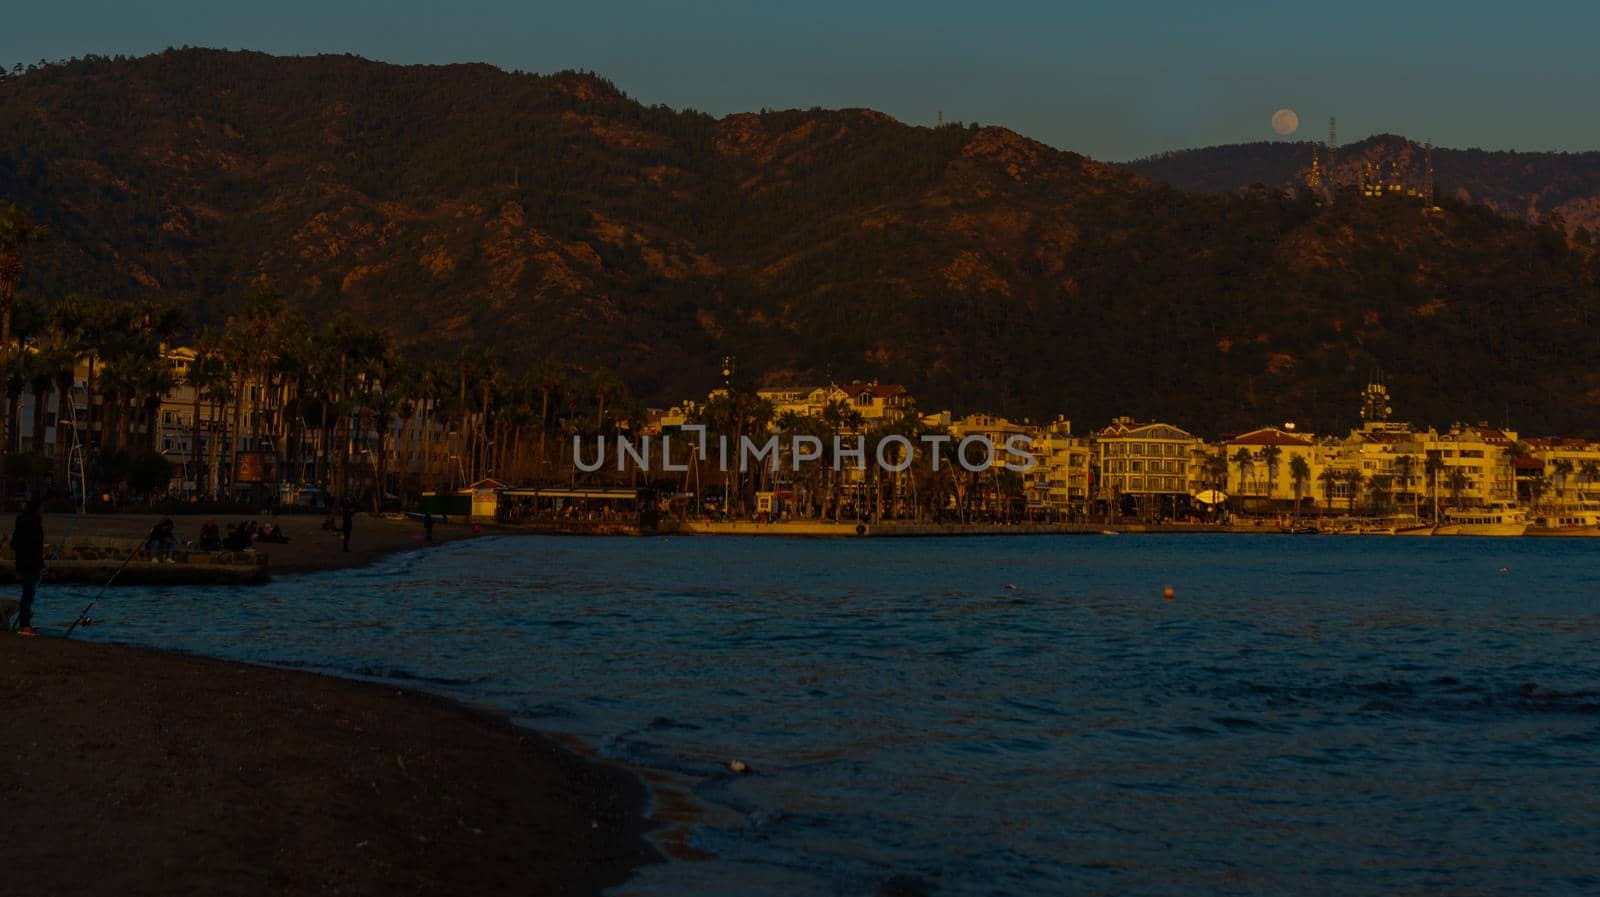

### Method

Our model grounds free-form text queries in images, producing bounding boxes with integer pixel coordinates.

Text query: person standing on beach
[11,497,44,635]
[341,503,355,553]
[422,511,434,543]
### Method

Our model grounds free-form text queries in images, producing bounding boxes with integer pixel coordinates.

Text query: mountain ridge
[3,49,1600,436]
[1124,134,1600,234]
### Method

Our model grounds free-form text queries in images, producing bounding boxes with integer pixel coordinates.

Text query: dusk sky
[7,1,1598,160]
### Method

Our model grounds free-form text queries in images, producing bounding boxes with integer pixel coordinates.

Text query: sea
[63,534,1600,896]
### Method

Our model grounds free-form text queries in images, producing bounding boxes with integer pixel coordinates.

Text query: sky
[6,1,1598,161]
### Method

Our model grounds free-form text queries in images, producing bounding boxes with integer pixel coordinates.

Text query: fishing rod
[62,523,157,639]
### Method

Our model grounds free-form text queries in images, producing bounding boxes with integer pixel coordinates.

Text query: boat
[1432,502,1529,537]
[1529,502,1600,536]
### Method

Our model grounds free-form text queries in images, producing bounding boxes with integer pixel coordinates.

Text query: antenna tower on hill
[1326,117,1338,204]
[1424,137,1436,208]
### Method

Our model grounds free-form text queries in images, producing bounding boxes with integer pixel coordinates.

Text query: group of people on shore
[193,519,291,552]
[8,500,451,636]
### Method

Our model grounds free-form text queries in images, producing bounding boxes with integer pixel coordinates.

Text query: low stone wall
[0,537,270,585]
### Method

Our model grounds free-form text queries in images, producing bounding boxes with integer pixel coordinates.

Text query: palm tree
[531,359,566,477]
[1424,455,1445,521]
[1288,455,1311,520]
[1394,455,1417,520]
[1344,471,1365,515]
[588,366,625,438]
[1368,474,1393,516]
[0,203,47,460]
[1551,458,1575,508]
[187,331,230,497]
[1317,468,1338,516]
[1579,460,1600,502]
[1260,444,1282,505]
[1230,448,1254,511]
[26,331,75,471]
[1445,468,1470,508]
[45,294,94,485]
[1504,442,1535,506]
[1204,450,1229,491]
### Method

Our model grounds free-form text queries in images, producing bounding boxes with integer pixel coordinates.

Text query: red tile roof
[1227,427,1314,447]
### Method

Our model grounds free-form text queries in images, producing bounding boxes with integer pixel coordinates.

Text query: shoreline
[0,634,659,896]
[509,518,1600,538]
[17,511,515,582]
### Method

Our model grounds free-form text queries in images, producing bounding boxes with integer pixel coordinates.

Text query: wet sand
[41,511,493,574]
[0,635,657,896]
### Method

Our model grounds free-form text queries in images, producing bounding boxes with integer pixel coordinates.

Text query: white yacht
[1531,502,1600,534]
[1433,502,1529,536]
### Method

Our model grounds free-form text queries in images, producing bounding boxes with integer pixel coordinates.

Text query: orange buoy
[1162,586,1175,601]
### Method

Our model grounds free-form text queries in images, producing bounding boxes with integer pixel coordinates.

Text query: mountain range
[2,49,1599,436]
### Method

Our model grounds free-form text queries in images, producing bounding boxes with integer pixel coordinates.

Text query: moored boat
[1529,502,1600,536]
[1433,502,1529,536]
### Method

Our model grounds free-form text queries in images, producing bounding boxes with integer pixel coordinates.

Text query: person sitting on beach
[198,519,221,551]
[148,516,176,563]
[222,523,250,552]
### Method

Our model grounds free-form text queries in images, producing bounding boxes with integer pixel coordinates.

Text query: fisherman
[11,497,44,635]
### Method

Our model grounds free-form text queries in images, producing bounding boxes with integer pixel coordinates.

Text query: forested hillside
[4,50,1600,435]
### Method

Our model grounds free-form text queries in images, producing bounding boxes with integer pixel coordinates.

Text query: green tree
[1424,455,1446,521]
[1317,468,1337,515]
[1288,455,1311,520]
[1230,447,1254,505]
[1579,460,1600,501]
[1393,454,1417,520]
[1551,458,1575,508]
[1260,444,1282,503]
[1445,467,1470,507]
[0,203,46,460]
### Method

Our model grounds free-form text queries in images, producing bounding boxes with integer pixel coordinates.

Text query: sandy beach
[0,635,657,896]
[38,511,493,575]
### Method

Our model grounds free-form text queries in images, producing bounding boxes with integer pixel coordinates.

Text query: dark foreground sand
[41,511,495,574]
[0,636,657,896]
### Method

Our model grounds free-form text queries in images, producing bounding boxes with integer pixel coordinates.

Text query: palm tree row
[1,202,671,506]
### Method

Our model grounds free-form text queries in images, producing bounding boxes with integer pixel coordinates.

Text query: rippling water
[60,534,1600,896]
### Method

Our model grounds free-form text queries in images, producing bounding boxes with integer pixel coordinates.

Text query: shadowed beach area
[0,636,657,896]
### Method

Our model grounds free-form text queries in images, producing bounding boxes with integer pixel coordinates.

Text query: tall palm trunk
[230,366,245,497]
[209,395,223,497]
[53,375,74,484]
[30,384,47,456]
[191,380,204,495]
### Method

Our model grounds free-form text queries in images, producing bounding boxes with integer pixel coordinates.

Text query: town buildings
[12,346,1600,523]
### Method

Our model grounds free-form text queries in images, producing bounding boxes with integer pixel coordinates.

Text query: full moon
[1271,108,1300,136]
